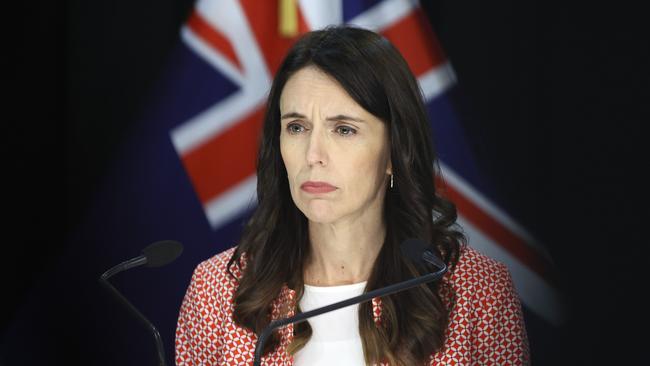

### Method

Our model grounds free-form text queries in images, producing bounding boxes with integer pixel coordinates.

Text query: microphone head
[142,240,184,268]
[400,238,446,271]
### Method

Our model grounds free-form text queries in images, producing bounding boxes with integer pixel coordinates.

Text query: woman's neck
[304,216,385,286]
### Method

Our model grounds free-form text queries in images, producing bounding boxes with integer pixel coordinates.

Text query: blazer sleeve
[472,263,531,365]
[175,262,222,365]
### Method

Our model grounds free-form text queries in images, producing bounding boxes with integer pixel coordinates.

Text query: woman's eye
[287,123,305,134]
[336,125,357,136]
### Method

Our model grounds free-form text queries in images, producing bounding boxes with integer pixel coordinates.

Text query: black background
[4,0,647,364]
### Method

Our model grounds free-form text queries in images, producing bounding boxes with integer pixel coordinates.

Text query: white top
[293,281,368,366]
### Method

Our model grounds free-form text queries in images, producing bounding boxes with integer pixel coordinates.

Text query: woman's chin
[303,210,338,224]
[300,202,340,224]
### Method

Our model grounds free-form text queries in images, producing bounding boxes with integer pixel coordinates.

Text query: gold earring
[390,174,394,188]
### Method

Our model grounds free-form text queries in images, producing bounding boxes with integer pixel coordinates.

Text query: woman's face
[279,66,392,225]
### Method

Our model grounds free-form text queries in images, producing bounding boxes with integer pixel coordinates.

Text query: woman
[175,26,529,365]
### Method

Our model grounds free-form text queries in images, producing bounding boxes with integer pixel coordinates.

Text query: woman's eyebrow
[281,112,305,120]
[280,112,365,123]
[326,114,365,123]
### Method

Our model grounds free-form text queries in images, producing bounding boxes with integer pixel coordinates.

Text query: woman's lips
[300,181,337,194]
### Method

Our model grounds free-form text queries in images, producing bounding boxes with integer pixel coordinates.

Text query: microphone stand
[100,261,167,366]
[252,266,446,366]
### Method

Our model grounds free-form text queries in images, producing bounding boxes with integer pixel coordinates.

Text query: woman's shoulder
[436,246,530,364]
[197,246,238,272]
[444,245,513,296]
[189,246,241,291]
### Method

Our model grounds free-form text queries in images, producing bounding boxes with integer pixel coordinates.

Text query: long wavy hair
[227,25,465,365]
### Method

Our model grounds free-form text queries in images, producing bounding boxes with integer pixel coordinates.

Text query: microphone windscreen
[142,240,184,268]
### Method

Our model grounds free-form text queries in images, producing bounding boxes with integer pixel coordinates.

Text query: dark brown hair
[228,25,465,365]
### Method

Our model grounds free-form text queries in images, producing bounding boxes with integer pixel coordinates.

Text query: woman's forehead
[279,67,368,117]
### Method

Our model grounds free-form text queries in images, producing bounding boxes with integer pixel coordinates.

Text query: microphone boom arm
[99,263,167,366]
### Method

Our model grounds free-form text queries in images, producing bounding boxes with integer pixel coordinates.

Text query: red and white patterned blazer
[175,245,530,365]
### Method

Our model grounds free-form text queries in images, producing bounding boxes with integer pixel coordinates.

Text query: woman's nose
[305,129,328,167]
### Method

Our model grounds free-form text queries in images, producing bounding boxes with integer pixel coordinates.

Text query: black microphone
[99,240,184,366]
[252,239,447,366]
